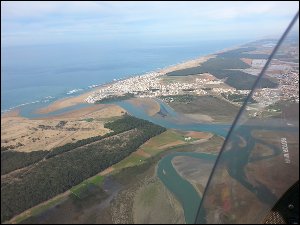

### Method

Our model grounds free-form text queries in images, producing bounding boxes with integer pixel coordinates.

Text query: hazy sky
[1,1,299,47]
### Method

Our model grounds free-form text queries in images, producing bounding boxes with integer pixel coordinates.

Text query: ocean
[1,39,248,113]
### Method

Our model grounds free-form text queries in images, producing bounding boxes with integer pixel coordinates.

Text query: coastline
[31,54,212,116]
[1,39,251,119]
[1,109,21,118]
[35,92,92,114]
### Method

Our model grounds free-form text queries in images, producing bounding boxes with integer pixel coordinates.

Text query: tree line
[1,115,166,222]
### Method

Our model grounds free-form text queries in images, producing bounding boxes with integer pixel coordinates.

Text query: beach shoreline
[26,54,213,116]
[1,39,250,118]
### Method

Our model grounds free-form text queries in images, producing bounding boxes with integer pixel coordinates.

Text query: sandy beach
[32,54,213,116]
[126,98,160,116]
[35,92,92,114]
[1,51,224,153]
[158,55,214,74]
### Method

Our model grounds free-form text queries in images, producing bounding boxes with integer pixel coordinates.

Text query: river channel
[19,98,297,224]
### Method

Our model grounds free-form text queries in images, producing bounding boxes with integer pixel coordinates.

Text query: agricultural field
[139,130,198,156]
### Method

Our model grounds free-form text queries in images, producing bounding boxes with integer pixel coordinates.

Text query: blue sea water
[1,39,248,113]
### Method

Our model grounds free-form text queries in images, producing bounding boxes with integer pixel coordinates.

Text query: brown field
[134,149,151,158]
[157,140,185,150]
[1,109,20,118]
[184,131,214,139]
[1,104,124,152]
[182,113,214,123]
[100,167,115,176]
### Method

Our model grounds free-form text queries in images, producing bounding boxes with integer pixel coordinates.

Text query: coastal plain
[1,104,124,152]
[1,37,298,224]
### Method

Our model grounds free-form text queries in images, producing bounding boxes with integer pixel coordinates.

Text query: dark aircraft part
[195,11,299,224]
[264,182,299,224]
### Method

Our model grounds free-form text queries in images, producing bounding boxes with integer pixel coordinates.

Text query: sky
[1,1,299,47]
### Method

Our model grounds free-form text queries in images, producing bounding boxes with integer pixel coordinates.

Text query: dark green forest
[1,150,48,175]
[166,47,277,90]
[217,47,270,59]
[1,115,166,222]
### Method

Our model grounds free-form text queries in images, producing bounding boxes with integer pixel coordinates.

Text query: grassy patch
[145,130,183,146]
[83,118,94,122]
[139,130,186,156]
[70,175,104,199]
[89,175,105,185]
[112,154,146,171]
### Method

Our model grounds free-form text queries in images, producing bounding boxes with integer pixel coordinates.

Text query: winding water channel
[115,100,297,224]
[20,99,297,224]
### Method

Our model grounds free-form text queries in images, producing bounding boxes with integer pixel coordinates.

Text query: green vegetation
[266,101,283,112]
[44,133,113,159]
[169,134,224,154]
[1,115,166,223]
[70,175,105,199]
[159,95,197,103]
[94,93,134,104]
[104,114,165,138]
[112,133,223,187]
[166,48,277,90]
[166,57,250,77]
[217,47,270,59]
[80,118,94,122]
[15,131,180,224]
[140,130,186,156]
[1,150,48,175]
[45,114,167,159]
[89,175,105,186]
[261,100,299,119]
[112,154,146,171]
[12,131,223,224]
[221,93,257,103]
[112,130,194,172]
